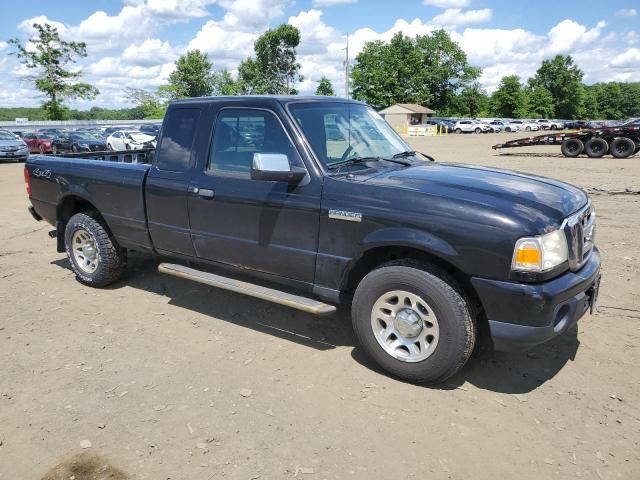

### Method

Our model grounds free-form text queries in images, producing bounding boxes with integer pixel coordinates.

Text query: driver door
[188,106,322,285]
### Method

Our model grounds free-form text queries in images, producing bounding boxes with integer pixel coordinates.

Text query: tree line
[6,22,639,121]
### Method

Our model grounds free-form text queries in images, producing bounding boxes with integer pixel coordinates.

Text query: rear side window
[156,108,201,172]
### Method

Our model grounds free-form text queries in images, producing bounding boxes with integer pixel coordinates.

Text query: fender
[338,227,464,292]
[55,188,109,252]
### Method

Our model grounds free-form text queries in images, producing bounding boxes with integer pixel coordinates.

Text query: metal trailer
[492,125,640,158]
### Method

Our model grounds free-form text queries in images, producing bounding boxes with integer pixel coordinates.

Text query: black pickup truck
[24,96,601,383]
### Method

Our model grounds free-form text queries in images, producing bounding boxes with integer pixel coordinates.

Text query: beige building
[379,104,435,133]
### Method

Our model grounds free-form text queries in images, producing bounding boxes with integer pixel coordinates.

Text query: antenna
[345,33,350,99]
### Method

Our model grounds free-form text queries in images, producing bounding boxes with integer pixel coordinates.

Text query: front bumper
[471,247,601,351]
[0,152,28,161]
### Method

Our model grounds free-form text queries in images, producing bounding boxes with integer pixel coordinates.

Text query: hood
[0,139,25,148]
[128,133,155,143]
[365,162,588,231]
[77,138,106,145]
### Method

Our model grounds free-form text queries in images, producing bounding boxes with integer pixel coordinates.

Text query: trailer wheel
[610,137,635,159]
[584,138,608,158]
[561,138,584,157]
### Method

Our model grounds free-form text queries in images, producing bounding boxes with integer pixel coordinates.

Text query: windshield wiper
[327,156,411,170]
[393,150,436,162]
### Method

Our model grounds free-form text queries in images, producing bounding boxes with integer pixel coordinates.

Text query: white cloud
[615,8,637,17]
[423,0,470,7]
[610,47,640,68]
[0,41,7,51]
[313,0,357,5]
[431,8,492,26]
[122,39,179,66]
[546,19,606,54]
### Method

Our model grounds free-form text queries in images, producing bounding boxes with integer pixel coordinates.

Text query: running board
[158,263,336,316]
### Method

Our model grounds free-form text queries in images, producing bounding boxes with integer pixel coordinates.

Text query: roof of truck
[171,95,367,106]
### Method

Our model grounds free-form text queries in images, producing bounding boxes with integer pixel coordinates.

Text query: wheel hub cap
[394,308,423,338]
[370,290,440,363]
[71,229,99,274]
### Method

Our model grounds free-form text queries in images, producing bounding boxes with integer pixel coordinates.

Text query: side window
[208,109,299,177]
[156,108,201,172]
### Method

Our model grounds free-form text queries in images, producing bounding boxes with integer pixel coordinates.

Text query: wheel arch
[56,193,113,252]
[341,228,482,312]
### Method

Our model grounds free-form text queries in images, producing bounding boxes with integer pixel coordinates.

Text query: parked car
[0,129,29,162]
[103,126,136,137]
[106,130,157,150]
[452,120,490,134]
[423,119,453,133]
[564,120,591,130]
[535,119,564,130]
[139,124,161,136]
[488,120,512,132]
[37,128,67,136]
[23,132,54,154]
[52,132,108,154]
[506,120,539,132]
[25,96,601,384]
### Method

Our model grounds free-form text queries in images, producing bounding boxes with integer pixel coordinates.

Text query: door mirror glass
[251,153,306,183]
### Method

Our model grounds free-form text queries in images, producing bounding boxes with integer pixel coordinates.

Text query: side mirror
[251,153,306,183]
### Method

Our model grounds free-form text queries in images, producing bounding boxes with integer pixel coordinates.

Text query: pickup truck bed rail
[48,149,153,164]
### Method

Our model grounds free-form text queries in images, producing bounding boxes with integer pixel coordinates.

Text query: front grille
[563,201,596,272]
[0,146,18,152]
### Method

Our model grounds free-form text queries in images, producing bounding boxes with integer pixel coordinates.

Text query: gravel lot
[1,132,639,479]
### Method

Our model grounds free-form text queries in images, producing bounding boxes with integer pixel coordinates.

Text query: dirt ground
[1,132,639,480]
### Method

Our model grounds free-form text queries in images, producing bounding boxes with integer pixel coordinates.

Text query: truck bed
[26,151,154,253]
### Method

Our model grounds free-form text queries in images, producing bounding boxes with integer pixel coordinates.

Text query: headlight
[512,229,568,272]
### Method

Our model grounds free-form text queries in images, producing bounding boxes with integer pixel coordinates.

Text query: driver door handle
[196,188,214,199]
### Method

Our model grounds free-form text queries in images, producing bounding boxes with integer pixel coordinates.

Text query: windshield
[0,131,17,140]
[289,102,410,169]
[72,133,98,140]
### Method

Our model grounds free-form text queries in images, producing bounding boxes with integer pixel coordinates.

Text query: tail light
[23,166,32,196]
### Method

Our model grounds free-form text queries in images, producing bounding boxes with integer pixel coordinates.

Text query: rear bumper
[28,205,42,221]
[471,247,601,351]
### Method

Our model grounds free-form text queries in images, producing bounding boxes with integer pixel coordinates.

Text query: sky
[0,0,638,109]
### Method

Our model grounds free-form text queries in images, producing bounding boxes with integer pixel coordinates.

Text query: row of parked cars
[422,118,570,134]
[0,124,161,161]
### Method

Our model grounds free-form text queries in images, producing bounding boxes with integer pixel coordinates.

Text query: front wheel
[455,128,462,134]
[64,213,126,287]
[352,262,476,384]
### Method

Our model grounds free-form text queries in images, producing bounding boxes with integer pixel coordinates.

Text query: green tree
[8,23,99,120]
[238,24,303,94]
[524,82,555,118]
[530,55,584,119]
[167,50,215,99]
[490,75,526,118]
[125,88,169,119]
[450,82,488,117]
[211,70,244,96]
[350,30,480,111]
[315,77,335,96]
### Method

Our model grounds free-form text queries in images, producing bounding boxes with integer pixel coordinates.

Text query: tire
[505,127,512,132]
[474,127,482,134]
[610,137,635,159]
[525,126,531,131]
[561,138,584,157]
[351,261,476,384]
[584,137,608,158]
[52,145,57,155]
[39,144,46,154]
[107,143,113,151]
[455,128,462,134]
[72,144,78,153]
[64,213,125,287]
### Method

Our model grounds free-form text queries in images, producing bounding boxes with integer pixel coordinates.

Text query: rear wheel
[352,261,476,384]
[64,213,125,287]
[610,137,635,159]
[561,138,584,157]
[584,137,608,158]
